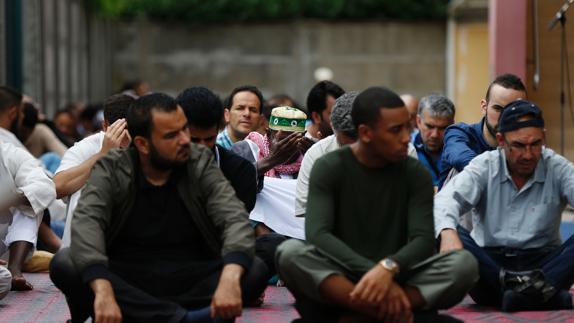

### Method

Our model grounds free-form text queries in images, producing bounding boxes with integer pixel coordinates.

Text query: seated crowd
[0,73,572,322]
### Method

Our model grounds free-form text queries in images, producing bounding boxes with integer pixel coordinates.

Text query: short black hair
[127,93,178,139]
[104,94,134,125]
[223,85,264,114]
[485,73,526,102]
[176,87,223,129]
[22,102,39,129]
[0,86,23,113]
[351,87,404,128]
[306,81,345,118]
[54,109,74,121]
[120,79,144,92]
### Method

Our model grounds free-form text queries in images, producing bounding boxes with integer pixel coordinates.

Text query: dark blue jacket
[412,132,442,187]
[438,117,494,189]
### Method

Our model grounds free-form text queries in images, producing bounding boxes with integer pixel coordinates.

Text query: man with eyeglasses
[438,74,526,188]
[435,100,574,312]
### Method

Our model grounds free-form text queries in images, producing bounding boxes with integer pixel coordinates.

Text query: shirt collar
[498,147,547,184]
[413,132,424,150]
[214,145,221,167]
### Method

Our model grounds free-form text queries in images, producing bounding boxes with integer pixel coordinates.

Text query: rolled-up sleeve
[5,143,55,216]
[434,154,488,237]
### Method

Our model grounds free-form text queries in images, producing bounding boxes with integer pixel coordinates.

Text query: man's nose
[179,129,191,144]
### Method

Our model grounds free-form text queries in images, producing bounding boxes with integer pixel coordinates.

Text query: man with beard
[305,80,345,141]
[436,100,574,311]
[50,93,268,322]
[0,86,58,291]
[438,74,526,188]
[0,86,26,148]
[176,86,286,279]
[412,94,455,188]
[277,87,477,322]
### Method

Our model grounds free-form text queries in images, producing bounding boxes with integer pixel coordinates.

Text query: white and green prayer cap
[268,106,307,132]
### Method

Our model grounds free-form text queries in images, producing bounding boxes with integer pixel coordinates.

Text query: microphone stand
[548,0,573,155]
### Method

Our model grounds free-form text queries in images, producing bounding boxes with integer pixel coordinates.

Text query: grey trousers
[276,239,478,310]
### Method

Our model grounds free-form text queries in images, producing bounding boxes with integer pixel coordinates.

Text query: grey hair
[330,91,359,136]
[417,94,455,119]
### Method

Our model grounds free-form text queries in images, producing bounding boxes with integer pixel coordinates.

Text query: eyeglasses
[504,138,543,154]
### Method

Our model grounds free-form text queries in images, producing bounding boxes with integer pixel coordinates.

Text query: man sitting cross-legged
[436,99,574,311]
[276,87,478,322]
[50,93,268,322]
[176,86,286,279]
[0,142,56,293]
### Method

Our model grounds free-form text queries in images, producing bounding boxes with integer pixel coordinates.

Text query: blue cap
[498,99,544,133]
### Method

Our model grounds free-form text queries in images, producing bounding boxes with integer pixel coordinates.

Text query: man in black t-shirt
[176,87,286,277]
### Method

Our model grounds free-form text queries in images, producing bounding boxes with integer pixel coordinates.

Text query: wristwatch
[379,258,400,275]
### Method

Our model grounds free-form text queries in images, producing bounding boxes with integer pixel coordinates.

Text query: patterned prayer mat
[2,273,574,322]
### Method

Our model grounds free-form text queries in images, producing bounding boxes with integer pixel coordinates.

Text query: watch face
[383,259,398,272]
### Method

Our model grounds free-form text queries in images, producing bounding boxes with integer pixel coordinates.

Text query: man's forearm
[54,153,103,198]
[90,278,115,297]
[220,263,244,282]
[256,157,278,175]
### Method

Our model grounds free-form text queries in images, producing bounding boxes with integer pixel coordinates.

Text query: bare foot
[11,274,33,291]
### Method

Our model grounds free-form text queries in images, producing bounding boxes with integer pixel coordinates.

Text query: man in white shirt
[0,142,56,292]
[295,91,359,217]
[53,94,133,246]
[0,86,26,148]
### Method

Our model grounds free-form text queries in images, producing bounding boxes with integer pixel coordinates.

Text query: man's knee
[276,239,306,269]
[255,233,287,274]
[49,248,80,293]
[445,249,479,291]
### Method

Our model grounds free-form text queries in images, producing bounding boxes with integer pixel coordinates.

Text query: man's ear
[7,105,18,121]
[133,136,149,155]
[311,111,322,124]
[495,132,505,147]
[480,99,488,115]
[416,114,422,128]
[224,108,230,124]
[357,124,372,144]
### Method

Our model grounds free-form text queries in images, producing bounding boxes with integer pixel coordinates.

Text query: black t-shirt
[108,164,220,296]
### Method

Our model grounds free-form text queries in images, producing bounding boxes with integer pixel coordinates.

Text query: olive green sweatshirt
[305,146,435,274]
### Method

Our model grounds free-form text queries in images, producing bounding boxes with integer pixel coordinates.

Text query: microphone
[548,0,574,31]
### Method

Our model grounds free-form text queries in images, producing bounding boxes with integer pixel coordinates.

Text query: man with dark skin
[0,86,57,291]
[277,87,477,322]
[306,81,345,140]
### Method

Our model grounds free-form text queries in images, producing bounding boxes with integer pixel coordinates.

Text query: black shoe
[501,289,552,312]
[545,290,573,310]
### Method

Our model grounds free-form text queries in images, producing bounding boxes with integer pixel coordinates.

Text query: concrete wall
[112,20,447,105]
[447,0,489,124]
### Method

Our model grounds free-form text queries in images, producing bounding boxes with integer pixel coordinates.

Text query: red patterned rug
[1,273,574,322]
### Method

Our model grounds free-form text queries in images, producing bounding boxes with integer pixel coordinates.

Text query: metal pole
[5,0,23,91]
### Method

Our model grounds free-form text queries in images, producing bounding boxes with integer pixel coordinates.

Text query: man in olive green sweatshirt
[276,87,478,322]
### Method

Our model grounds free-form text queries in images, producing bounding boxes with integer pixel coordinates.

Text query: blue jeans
[458,226,574,306]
